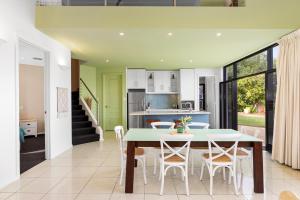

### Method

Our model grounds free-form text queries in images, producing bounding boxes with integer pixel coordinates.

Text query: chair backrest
[186,122,209,130]
[151,122,175,129]
[160,134,194,164]
[114,126,125,158]
[206,134,241,164]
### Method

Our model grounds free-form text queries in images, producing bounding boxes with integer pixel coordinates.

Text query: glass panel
[273,46,279,68]
[265,72,276,152]
[225,65,234,80]
[237,74,265,146]
[220,81,234,129]
[237,51,267,78]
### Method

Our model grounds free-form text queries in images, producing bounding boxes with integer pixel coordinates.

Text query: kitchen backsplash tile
[146,94,178,109]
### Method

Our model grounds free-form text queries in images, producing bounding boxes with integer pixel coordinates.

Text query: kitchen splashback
[146,94,178,109]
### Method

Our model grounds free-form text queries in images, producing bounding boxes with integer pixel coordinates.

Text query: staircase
[72,91,100,145]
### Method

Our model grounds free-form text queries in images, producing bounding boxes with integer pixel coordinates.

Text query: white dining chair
[159,134,194,196]
[227,129,260,187]
[151,122,175,129]
[186,122,210,175]
[200,133,241,195]
[114,126,147,185]
[151,122,175,175]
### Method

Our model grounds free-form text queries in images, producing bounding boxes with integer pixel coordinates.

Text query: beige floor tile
[21,166,48,178]
[110,193,145,200]
[145,179,176,195]
[81,178,116,194]
[202,179,236,195]
[49,178,89,194]
[18,178,62,193]
[39,166,72,178]
[75,193,111,200]
[92,167,120,178]
[114,178,145,194]
[65,167,97,178]
[145,194,178,200]
[174,177,208,195]
[0,178,35,192]
[6,193,45,200]
[0,193,13,199]
[41,194,77,200]
[212,195,240,200]
[178,194,212,200]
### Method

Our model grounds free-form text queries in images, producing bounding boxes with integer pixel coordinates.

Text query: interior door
[103,73,122,130]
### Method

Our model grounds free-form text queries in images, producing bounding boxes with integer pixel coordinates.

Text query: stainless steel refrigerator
[127,89,146,129]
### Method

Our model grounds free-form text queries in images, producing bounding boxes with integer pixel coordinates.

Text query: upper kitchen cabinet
[146,71,179,94]
[127,69,146,89]
[180,69,195,101]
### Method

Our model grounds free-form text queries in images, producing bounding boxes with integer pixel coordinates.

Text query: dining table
[124,128,264,193]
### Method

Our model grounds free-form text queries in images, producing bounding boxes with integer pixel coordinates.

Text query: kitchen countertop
[129,109,210,116]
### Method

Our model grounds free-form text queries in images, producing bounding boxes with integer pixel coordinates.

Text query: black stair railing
[79,78,99,126]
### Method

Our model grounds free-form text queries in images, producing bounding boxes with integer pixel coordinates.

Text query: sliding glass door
[220,44,278,152]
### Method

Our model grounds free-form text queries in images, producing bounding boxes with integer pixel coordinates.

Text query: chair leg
[153,154,157,175]
[185,168,190,196]
[160,169,165,195]
[228,169,232,184]
[200,162,205,180]
[209,172,213,195]
[181,167,184,181]
[159,162,162,181]
[191,151,194,175]
[173,167,176,175]
[223,167,226,181]
[232,167,238,195]
[142,157,147,185]
[119,163,124,185]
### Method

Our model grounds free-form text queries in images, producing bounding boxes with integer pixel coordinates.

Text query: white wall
[194,68,222,128]
[0,0,72,189]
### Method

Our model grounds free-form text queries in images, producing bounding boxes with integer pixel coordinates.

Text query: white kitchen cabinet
[180,69,195,101]
[127,69,146,89]
[154,71,171,93]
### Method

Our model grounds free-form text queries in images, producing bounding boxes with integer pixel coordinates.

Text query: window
[273,46,279,68]
[236,51,267,78]
[225,65,234,80]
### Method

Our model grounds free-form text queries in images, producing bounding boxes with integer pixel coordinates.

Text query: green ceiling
[35,0,300,69]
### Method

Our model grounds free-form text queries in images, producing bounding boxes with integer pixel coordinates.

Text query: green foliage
[237,75,265,112]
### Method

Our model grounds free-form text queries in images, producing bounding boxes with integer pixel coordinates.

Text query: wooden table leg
[125,141,135,193]
[135,159,138,167]
[253,142,264,193]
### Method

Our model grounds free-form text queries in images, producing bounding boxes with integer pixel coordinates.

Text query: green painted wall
[96,67,127,130]
[80,65,98,118]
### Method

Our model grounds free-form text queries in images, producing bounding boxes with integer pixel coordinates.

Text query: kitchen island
[129,109,210,128]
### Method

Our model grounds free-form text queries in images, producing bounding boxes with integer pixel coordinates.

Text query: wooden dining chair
[200,133,241,195]
[114,126,147,185]
[186,122,210,175]
[159,134,194,196]
[151,121,175,175]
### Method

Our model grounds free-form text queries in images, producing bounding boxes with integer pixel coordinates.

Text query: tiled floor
[1,132,300,200]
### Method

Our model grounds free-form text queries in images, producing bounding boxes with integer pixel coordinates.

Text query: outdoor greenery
[237,52,267,112]
[237,75,265,112]
[238,113,265,127]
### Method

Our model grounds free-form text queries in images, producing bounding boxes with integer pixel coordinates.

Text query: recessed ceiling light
[119,32,125,36]
[160,59,164,62]
[105,59,110,63]
[167,32,173,36]
[189,59,193,63]
[216,32,222,37]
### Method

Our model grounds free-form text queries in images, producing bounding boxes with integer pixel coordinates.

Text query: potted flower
[177,116,192,133]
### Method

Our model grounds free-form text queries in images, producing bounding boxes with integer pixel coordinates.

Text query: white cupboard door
[127,69,146,89]
[180,69,195,101]
[154,71,170,93]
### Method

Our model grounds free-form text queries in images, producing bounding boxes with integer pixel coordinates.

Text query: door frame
[102,72,123,131]
[16,38,51,175]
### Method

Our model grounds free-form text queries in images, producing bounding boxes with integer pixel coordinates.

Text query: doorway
[18,41,48,173]
[103,73,122,130]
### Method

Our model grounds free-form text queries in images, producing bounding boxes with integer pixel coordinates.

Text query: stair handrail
[80,78,99,125]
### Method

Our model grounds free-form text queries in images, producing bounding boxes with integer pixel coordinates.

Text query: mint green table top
[124,128,262,142]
